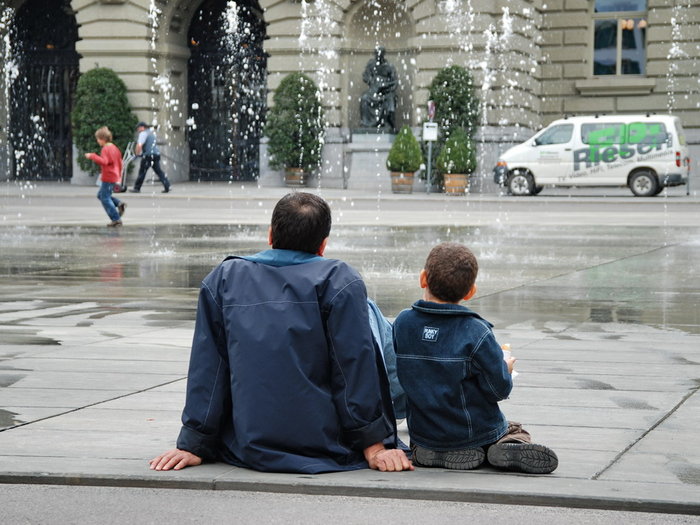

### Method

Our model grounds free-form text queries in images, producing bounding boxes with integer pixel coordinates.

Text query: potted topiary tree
[264,72,325,186]
[427,65,479,190]
[435,128,476,195]
[72,67,139,177]
[386,125,422,194]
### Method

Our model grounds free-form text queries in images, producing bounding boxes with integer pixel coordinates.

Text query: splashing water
[298,0,335,187]
[1,8,17,177]
[667,4,688,114]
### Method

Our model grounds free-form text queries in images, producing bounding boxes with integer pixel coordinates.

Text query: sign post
[423,101,438,194]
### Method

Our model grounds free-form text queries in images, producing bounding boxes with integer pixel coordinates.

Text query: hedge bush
[386,126,422,173]
[264,73,325,172]
[428,65,479,141]
[436,128,476,174]
[71,68,138,173]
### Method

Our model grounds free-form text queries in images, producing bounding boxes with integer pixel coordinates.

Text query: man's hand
[149,449,202,471]
[363,442,414,472]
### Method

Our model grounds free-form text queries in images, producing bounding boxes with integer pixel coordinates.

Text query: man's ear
[317,237,329,256]
[463,284,477,301]
[268,227,273,247]
[419,269,428,289]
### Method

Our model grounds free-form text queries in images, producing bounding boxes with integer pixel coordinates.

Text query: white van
[493,115,691,196]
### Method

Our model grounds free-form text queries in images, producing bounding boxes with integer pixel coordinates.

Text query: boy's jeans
[97,182,121,222]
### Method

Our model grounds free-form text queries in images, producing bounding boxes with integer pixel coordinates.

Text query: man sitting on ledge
[150,192,413,474]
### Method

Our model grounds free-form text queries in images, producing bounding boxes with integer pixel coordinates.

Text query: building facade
[1,0,698,192]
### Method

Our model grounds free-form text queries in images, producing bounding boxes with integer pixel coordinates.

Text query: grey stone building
[1,0,698,192]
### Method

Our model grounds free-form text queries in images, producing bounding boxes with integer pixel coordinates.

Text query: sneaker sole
[413,446,485,470]
[487,443,558,474]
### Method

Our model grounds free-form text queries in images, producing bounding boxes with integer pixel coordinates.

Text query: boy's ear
[268,227,273,247]
[463,284,477,301]
[419,269,428,289]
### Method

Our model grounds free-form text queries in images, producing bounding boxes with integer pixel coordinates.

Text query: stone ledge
[575,78,657,96]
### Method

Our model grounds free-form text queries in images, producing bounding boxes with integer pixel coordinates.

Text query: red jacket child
[87,141,123,184]
[85,126,126,227]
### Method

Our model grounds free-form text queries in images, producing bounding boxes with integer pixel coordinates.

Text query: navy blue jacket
[176,249,396,473]
[394,300,512,450]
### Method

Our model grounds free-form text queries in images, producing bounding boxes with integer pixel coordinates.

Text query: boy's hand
[149,448,202,471]
[505,355,516,375]
[84,153,91,159]
[363,442,414,472]
[502,344,516,375]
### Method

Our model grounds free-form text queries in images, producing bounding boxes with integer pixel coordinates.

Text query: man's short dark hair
[424,242,478,303]
[270,192,332,254]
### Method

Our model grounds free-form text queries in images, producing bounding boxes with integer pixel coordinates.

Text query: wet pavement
[0,181,699,516]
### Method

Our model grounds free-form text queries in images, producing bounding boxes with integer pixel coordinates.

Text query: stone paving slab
[1,182,699,515]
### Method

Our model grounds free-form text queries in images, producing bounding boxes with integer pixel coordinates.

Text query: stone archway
[342,0,415,130]
[9,0,80,180]
[186,0,267,181]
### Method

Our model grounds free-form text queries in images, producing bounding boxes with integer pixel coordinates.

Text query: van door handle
[564,148,572,151]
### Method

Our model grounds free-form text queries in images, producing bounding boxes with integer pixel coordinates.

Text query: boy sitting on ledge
[393,242,558,474]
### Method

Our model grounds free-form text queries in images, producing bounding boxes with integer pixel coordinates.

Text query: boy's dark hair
[270,192,332,254]
[424,242,478,303]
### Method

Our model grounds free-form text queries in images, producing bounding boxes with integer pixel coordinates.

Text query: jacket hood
[230,249,323,267]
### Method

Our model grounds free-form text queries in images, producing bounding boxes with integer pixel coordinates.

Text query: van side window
[581,123,625,145]
[628,122,668,145]
[534,124,573,146]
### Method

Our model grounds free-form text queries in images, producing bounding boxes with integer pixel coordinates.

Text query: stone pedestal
[345,131,427,193]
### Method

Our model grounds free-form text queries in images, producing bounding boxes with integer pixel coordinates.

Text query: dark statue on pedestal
[359,46,397,131]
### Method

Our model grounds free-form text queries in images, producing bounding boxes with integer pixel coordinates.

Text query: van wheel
[507,171,535,196]
[533,185,544,195]
[629,170,658,197]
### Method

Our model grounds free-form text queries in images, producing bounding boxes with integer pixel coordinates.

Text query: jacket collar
[412,299,489,323]
[232,249,323,267]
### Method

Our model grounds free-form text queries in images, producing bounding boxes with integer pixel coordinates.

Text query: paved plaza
[0,181,699,519]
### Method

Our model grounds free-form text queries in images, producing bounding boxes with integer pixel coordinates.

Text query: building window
[593,1,647,76]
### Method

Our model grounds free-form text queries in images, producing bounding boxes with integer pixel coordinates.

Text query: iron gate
[187,0,267,182]
[10,0,79,181]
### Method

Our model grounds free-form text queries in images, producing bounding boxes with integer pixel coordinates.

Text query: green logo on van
[573,122,670,171]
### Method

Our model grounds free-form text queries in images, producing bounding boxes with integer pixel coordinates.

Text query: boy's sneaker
[117,202,126,217]
[487,443,558,474]
[107,220,123,227]
[412,445,485,470]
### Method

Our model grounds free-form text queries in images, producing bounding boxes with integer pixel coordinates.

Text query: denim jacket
[393,300,512,450]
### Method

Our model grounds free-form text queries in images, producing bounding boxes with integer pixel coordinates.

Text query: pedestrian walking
[130,122,171,193]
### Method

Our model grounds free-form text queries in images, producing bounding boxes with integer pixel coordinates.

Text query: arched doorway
[187,0,267,182]
[10,0,80,180]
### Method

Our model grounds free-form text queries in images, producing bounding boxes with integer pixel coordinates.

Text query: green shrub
[428,65,479,141]
[427,65,480,185]
[264,73,325,172]
[386,126,422,173]
[71,68,138,174]
[436,128,476,174]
